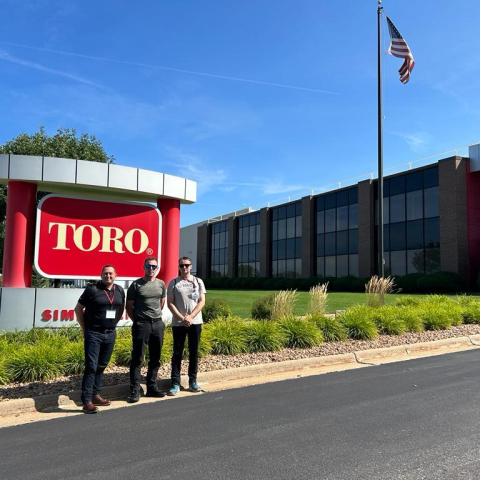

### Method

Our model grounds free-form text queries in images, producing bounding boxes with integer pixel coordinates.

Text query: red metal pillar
[2,181,37,287]
[157,198,181,285]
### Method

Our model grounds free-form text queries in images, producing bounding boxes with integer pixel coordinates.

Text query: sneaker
[127,389,141,403]
[167,384,180,396]
[189,381,202,393]
[82,402,99,414]
[146,387,166,398]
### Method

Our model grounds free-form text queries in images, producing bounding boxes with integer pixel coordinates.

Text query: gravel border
[2,324,480,402]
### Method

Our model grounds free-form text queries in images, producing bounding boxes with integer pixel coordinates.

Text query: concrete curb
[1,336,480,417]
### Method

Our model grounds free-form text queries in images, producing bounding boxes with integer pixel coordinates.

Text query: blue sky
[1,1,479,227]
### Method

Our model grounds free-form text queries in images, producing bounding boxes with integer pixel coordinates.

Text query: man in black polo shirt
[75,265,125,414]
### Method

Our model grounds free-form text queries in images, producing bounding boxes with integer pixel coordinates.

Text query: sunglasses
[179,264,192,268]
[144,264,158,270]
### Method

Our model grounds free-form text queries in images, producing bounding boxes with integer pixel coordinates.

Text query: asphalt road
[2,350,480,480]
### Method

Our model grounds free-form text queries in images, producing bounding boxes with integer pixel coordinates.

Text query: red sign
[35,195,161,280]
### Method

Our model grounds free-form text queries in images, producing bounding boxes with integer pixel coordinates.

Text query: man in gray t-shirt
[167,256,206,395]
[126,257,166,403]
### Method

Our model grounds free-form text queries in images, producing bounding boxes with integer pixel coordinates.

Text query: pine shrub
[243,320,286,352]
[278,316,323,348]
[339,306,378,340]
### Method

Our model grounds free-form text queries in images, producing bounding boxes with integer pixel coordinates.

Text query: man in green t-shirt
[126,256,166,403]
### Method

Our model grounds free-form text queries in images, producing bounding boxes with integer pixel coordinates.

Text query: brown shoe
[92,394,111,406]
[82,402,99,414]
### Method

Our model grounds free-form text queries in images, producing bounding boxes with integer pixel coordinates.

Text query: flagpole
[377,0,385,278]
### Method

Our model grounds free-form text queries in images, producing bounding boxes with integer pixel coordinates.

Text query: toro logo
[35,195,161,280]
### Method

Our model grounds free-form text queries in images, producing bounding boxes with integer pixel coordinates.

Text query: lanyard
[104,286,116,308]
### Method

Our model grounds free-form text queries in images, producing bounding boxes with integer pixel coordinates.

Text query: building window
[237,212,260,277]
[271,202,302,277]
[210,220,229,277]
[376,166,440,276]
[316,187,358,278]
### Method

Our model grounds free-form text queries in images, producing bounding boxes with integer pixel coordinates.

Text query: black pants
[81,329,116,404]
[130,320,165,390]
[171,325,202,386]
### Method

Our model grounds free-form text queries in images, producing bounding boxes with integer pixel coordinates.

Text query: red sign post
[35,195,161,280]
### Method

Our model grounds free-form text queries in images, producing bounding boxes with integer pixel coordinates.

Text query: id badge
[105,310,116,319]
[190,292,199,301]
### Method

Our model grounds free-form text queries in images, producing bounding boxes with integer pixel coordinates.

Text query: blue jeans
[81,329,116,404]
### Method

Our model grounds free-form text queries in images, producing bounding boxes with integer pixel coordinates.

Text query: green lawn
[206,290,431,318]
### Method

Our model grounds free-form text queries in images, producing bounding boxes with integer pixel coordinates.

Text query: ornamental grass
[373,306,407,335]
[365,276,398,308]
[338,305,378,340]
[7,344,66,383]
[243,320,286,352]
[272,290,298,321]
[308,283,329,315]
[307,313,347,342]
[278,315,323,349]
[208,317,247,355]
[62,341,85,375]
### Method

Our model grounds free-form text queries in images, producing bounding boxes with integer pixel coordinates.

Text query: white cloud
[0,50,102,88]
[391,131,433,152]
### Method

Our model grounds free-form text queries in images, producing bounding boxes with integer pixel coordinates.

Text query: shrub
[0,341,13,385]
[309,283,328,315]
[418,304,452,330]
[351,277,370,293]
[365,276,398,307]
[307,313,347,342]
[333,276,357,292]
[272,290,298,321]
[417,271,464,293]
[251,294,276,320]
[421,295,463,326]
[456,296,480,324]
[278,316,323,348]
[161,330,173,364]
[395,296,421,307]
[394,274,425,293]
[243,321,286,352]
[339,306,378,340]
[209,317,247,355]
[7,344,66,382]
[62,341,85,375]
[113,336,133,367]
[374,306,407,335]
[203,298,232,323]
[396,306,424,332]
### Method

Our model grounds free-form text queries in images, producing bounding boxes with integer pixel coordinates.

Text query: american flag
[386,16,415,84]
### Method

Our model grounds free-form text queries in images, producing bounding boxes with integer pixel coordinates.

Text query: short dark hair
[178,256,192,264]
[101,264,116,273]
[144,256,158,264]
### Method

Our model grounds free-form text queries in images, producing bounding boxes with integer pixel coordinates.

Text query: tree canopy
[0,126,115,275]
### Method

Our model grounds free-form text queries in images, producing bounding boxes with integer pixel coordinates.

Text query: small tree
[0,126,114,274]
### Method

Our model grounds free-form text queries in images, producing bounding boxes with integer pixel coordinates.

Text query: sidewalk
[1,334,480,428]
